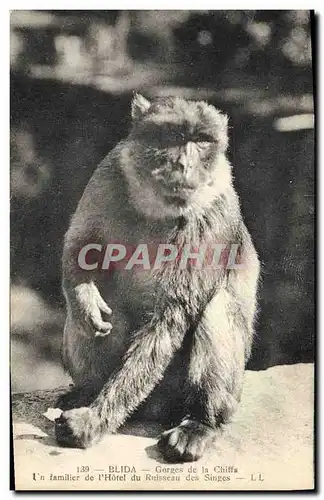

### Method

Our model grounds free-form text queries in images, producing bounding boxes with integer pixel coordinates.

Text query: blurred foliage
[10,10,314,391]
[10,10,312,90]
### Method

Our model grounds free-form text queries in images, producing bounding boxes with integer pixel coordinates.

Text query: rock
[12,363,314,491]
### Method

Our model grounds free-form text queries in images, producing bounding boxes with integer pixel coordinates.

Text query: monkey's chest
[98,219,225,332]
[106,266,161,320]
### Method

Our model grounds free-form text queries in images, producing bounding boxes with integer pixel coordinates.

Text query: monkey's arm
[62,166,117,337]
[234,221,260,360]
[156,227,260,462]
[55,300,190,448]
[62,223,113,337]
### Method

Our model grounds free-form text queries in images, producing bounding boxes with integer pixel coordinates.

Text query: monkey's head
[120,94,232,219]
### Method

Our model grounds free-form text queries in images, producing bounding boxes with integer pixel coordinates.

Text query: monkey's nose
[177,155,189,170]
[182,165,197,185]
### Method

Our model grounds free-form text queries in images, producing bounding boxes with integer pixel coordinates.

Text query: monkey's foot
[55,407,102,449]
[157,419,215,462]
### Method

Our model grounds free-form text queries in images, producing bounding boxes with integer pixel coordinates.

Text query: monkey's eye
[196,132,215,142]
[196,142,211,151]
[194,133,215,151]
[166,130,186,146]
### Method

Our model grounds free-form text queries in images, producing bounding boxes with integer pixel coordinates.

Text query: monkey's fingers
[94,328,112,338]
[88,311,113,335]
[97,297,112,315]
[92,320,113,335]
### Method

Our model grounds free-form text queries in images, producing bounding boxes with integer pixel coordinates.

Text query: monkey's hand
[72,282,112,337]
[55,407,102,449]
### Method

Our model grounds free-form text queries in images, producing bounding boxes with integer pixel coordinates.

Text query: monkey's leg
[55,303,188,448]
[157,290,248,462]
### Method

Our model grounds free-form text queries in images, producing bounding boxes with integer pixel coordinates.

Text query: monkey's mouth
[161,184,196,204]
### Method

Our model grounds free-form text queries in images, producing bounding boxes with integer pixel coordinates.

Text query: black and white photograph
[10,9,314,491]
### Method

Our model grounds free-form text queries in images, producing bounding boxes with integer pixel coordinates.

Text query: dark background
[10,10,314,392]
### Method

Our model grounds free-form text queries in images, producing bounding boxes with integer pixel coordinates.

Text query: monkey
[55,93,260,462]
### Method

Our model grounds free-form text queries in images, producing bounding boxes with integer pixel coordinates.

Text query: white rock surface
[12,363,314,491]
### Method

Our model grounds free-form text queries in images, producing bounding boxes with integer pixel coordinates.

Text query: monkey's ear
[220,113,229,129]
[131,93,151,120]
[214,110,228,132]
[219,113,229,151]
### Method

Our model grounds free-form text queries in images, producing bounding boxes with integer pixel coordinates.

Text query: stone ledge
[12,363,314,491]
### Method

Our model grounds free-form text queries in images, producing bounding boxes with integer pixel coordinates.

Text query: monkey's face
[123,95,230,217]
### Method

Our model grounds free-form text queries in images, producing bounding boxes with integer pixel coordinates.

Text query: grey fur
[55,95,260,462]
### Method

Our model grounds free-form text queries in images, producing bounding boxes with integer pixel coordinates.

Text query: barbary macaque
[55,94,260,462]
